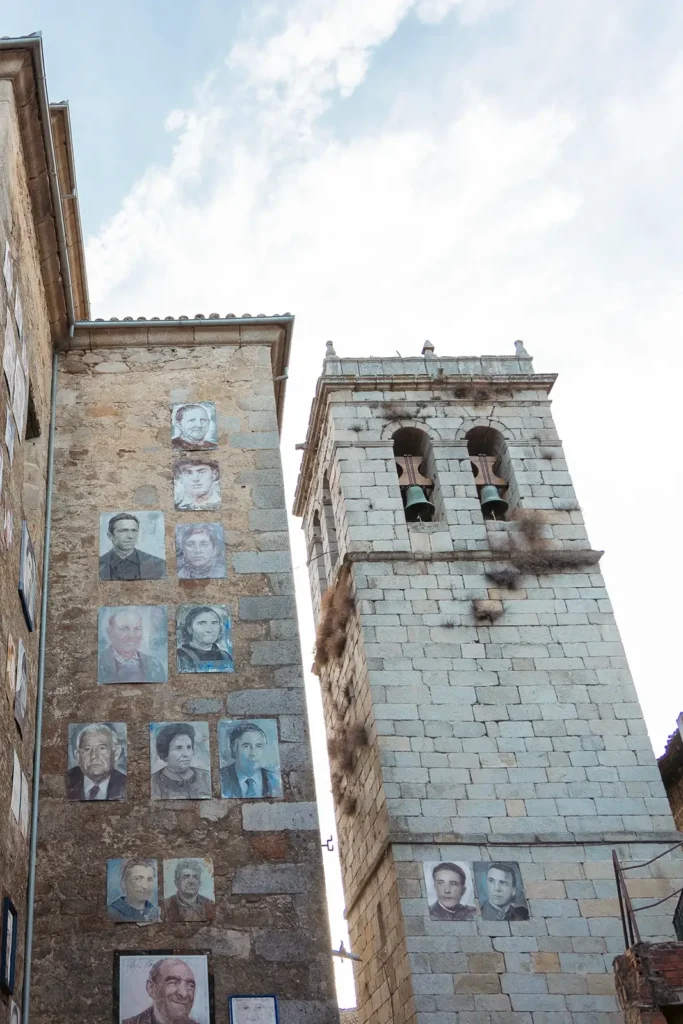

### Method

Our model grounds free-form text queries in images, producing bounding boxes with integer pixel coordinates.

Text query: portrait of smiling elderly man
[67,722,127,801]
[98,606,168,684]
[473,860,529,921]
[175,524,226,580]
[100,512,166,581]
[119,954,210,1024]
[171,402,217,452]
[107,858,160,924]
[424,861,477,921]
[173,460,221,512]
[163,858,215,922]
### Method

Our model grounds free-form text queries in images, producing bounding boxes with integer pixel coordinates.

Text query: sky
[7,0,683,1008]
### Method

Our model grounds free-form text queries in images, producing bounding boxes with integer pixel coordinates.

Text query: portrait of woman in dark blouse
[150,722,212,800]
[176,605,234,673]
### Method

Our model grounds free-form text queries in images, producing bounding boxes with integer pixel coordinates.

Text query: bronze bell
[479,483,508,518]
[403,485,435,522]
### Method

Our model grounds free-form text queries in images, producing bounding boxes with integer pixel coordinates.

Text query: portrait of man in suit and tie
[98,606,168,684]
[218,719,283,799]
[67,723,127,801]
[99,512,166,581]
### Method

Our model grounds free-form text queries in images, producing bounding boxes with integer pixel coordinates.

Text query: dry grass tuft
[314,566,355,673]
[485,565,521,589]
[472,599,504,624]
[349,422,364,433]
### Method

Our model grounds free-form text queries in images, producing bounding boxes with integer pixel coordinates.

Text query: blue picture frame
[228,995,279,1024]
[1,896,18,993]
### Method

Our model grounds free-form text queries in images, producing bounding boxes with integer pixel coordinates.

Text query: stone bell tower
[293,341,683,1024]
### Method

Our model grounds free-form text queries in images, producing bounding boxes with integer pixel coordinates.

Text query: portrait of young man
[99,512,166,581]
[163,858,216,922]
[218,720,283,799]
[107,859,160,924]
[171,402,218,452]
[150,722,212,800]
[98,606,168,684]
[118,954,210,1024]
[67,723,127,801]
[175,523,226,580]
[173,459,221,511]
[474,861,529,921]
[424,861,477,921]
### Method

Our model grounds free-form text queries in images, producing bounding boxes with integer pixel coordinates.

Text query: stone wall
[32,340,338,1024]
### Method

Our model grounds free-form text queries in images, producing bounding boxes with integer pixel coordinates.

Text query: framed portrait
[176,605,233,674]
[229,996,279,1024]
[11,356,26,440]
[5,410,15,465]
[4,507,13,549]
[9,998,20,1024]
[171,402,218,452]
[423,861,477,921]
[3,313,16,396]
[107,859,160,924]
[175,523,226,580]
[99,511,166,581]
[173,459,221,512]
[3,241,12,295]
[19,520,37,631]
[115,951,212,1024]
[13,638,27,733]
[473,861,529,921]
[10,751,21,823]
[13,288,22,341]
[67,723,127,801]
[0,897,17,993]
[218,719,283,800]
[150,722,211,800]
[5,632,16,697]
[19,772,29,839]
[98,605,168,684]
[163,858,215,922]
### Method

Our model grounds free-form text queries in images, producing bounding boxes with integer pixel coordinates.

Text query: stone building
[0,35,337,1024]
[293,342,683,1024]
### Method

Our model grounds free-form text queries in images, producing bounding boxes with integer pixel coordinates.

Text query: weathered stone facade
[294,348,683,1024]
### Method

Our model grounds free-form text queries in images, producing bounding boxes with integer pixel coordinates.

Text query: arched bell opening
[392,427,437,523]
[466,426,509,521]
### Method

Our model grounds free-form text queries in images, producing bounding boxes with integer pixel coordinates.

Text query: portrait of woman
[150,722,212,800]
[176,605,234,673]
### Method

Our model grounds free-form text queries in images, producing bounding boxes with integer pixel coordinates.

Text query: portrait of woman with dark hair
[176,605,233,673]
[149,722,212,800]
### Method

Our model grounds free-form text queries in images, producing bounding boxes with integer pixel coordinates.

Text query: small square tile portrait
[107,858,160,924]
[163,858,215,922]
[175,523,226,580]
[98,606,168,684]
[99,511,166,581]
[229,995,279,1024]
[473,861,529,921]
[67,723,127,801]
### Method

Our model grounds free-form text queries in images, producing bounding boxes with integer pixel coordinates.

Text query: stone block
[249,509,289,531]
[254,930,311,962]
[242,802,319,830]
[250,641,301,665]
[238,596,295,620]
[230,431,280,449]
[226,688,305,714]
[233,551,292,573]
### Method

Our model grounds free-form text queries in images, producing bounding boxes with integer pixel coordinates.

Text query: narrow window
[25,382,41,440]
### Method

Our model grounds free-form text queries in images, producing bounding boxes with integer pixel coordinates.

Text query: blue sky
[7,0,683,1006]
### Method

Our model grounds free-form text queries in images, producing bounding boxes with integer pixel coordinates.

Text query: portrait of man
[163,858,215,922]
[176,524,226,580]
[98,606,168,684]
[218,719,282,800]
[5,506,13,548]
[150,722,212,800]
[118,954,210,1024]
[176,605,233,673]
[13,638,27,733]
[173,459,221,511]
[99,511,166,581]
[18,520,37,631]
[229,996,278,1024]
[473,861,529,921]
[67,723,127,801]
[424,861,477,921]
[171,402,217,452]
[5,633,16,697]
[107,858,160,924]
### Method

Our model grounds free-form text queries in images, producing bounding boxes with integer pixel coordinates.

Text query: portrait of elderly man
[425,862,477,921]
[163,858,215,922]
[121,956,208,1024]
[229,996,278,1024]
[176,524,226,580]
[98,606,168,684]
[176,605,233,673]
[171,402,217,452]
[100,512,166,581]
[67,723,127,801]
[474,861,529,921]
[150,722,212,800]
[107,858,160,924]
[219,720,283,799]
[173,459,221,511]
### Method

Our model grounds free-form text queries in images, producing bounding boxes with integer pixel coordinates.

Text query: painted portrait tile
[5,633,16,698]
[67,723,127,801]
[423,861,477,921]
[117,953,211,1024]
[3,312,16,396]
[163,858,215,922]
[18,520,37,631]
[175,523,226,580]
[149,722,212,800]
[98,606,168,684]
[176,605,233,673]
[107,858,160,924]
[13,638,28,734]
[5,409,15,465]
[229,996,279,1024]
[11,356,26,439]
[173,459,221,512]
[218,719,282,800]
[19,773,29,839]
[99,511,166,581]
[10,752,21,823]
[171,402,218,452]
[473,861,529,921]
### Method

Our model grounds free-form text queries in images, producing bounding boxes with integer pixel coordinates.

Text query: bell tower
[293,341,683,1024]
